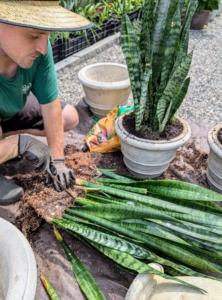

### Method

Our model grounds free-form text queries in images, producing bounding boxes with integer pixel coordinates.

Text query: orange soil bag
[85,107,121,153]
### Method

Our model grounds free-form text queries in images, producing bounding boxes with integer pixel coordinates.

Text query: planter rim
[78,63,131,90]
[195,9,211,13]
[115,114,191,151]
[207,124,222,158]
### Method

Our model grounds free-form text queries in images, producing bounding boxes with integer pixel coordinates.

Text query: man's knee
[62,104,79,131]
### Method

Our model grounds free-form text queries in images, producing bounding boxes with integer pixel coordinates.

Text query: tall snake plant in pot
[115,0,197,178]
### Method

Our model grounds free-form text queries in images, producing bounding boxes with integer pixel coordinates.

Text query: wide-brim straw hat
[0,0,92,31]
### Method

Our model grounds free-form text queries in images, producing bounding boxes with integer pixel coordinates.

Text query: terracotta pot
[190,10,210,30]
[115,114,191,178]
[206,124,222,193]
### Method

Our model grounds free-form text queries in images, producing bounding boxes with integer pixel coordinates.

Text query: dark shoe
[0,174,24,205]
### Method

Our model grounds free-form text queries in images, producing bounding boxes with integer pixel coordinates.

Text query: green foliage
[52,170,222,294]
[54,229,106,300]
[121,0,198,132]
[196,0,220,11]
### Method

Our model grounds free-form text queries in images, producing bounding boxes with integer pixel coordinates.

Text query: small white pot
[115,114,191,178]
[78,63,131,118]
[218,3,222,15]
[0,218,37,300]
[207,124,222,193]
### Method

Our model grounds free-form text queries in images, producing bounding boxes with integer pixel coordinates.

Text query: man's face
[0,23,52,68]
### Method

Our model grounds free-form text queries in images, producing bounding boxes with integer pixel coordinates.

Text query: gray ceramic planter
[207,124,222,193]
[115,114,191,178]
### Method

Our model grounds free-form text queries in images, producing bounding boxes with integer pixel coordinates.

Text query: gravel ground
[57,12,222,125]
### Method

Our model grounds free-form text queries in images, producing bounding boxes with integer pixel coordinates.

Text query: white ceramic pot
[218,3,222,15]
[115,114,191,178]
[206,124,222,193]
[78,63,131,118]
[0,218,37,300]
[125,263,222,299]
[210,9,219,21]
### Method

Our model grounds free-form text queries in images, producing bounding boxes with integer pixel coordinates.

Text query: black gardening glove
[18,134,52,172]
[46,158,75,191]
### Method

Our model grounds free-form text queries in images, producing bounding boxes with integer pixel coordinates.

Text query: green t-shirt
[0,43,59,122]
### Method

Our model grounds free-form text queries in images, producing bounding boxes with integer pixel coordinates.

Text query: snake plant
[121,0,197,132]
[51,170,222,294]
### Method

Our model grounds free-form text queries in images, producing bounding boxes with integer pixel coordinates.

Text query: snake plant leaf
[173,0,198,72]
[156,6,181,101]
[89,242,206,293]
[54,229,106,300]
[139,0,155,69]
[107,183,147,194]
[150,220,222,245]
[181,235,222,252]
[55,217,154,260]
[136,67,152,128]
[40,273,61,300]
[164,211,222,228]
[142,234,222,275]
[86,193,129,205]
[156,51,193,130]
[121,4,141,109]
[120,220,191,246]
[69,203,181,223]
[75,198,100,206]
[198,200,222,213]
[155,195,222,216]
[129,179,222,202]
[151,0,178,84]
[168,77,190,120]
[96,168,135,182]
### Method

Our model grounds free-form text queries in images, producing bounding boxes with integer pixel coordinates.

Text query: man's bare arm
[40,97,64,159]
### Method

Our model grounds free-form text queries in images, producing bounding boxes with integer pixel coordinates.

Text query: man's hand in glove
[18,134,52,172]
[46,158,75,191]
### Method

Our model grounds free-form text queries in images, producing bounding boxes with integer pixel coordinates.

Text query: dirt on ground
[10,141,209,240]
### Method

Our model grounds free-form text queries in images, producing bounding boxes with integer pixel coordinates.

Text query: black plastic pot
[94,19,115,42]
[60,34,88,60]
[190,10,210,30]
[127,8,141,22]
[52,38,63,63]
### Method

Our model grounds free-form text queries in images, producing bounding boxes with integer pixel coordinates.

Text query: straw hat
[0,0,92,31]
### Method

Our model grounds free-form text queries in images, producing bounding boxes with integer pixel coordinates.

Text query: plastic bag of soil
[85,106,134,153]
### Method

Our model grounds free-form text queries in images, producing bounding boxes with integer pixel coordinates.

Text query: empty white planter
[207,124,222,193]
[78,63,131,118]
[0,218,37,300]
